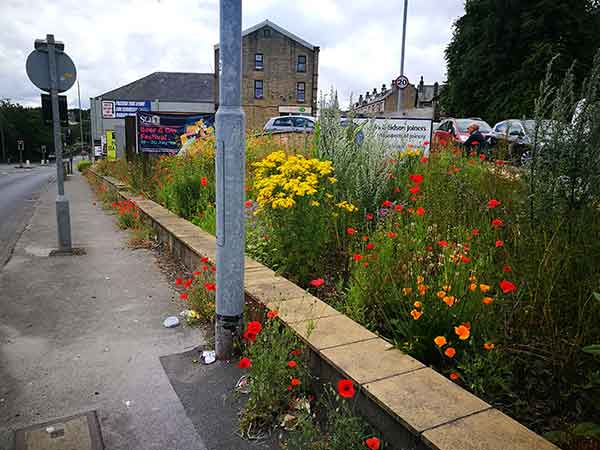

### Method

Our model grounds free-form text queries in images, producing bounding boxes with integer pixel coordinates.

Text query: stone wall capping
[89,169,561,450]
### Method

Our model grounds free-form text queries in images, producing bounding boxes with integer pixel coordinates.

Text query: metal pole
[77,80,84,158]
[0,113,5,163]
[47,34,72,251]
[396,0,409,113]
[215,0,245,360]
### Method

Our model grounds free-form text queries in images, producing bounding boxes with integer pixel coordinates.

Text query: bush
[76,159,92,173]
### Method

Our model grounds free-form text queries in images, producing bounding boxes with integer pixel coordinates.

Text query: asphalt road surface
[0,164,55,266]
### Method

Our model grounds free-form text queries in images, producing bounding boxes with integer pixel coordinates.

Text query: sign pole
[17,140,24,167]
[215,0,245,360]
[47,34,72,251]
[396,0,409,113]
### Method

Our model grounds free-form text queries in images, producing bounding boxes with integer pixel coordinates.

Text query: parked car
[263,115,316,133]
[492,119,555,164]
[433,118,494,146]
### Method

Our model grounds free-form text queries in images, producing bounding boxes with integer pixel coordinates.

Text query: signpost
[17,139,24,167]
[396,0,409,113]
[41,145,47,164]
[26,34,76,252]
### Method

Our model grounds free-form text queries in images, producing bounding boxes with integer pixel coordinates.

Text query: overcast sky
[0,0,465,109]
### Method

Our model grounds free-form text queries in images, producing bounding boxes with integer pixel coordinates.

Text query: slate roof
[214,19,317,51]
[97,72,214,103]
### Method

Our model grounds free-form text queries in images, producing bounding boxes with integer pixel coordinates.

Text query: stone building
[351,76,443,120]
[214,20,319,131]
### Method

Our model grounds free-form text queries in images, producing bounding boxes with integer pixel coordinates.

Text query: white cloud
[0,0,465,109]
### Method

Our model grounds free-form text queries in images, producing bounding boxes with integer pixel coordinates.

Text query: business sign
[93,139,102,157]
[102,100,115,119]
[279,106,312,114]
[137,111,215,154]
[354,117,433,155]
[106,130,116,161]
[114,100,150,118]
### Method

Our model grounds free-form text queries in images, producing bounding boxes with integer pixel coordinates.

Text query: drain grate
[15,411,103,450]
[49,247,87,257]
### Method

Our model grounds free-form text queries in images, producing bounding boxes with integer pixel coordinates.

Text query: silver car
[263,115,316,133]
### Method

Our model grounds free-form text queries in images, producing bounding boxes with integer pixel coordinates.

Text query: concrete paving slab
[266,296,341,323]
[289,314,378,351]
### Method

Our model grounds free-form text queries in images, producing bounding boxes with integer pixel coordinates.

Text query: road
[0,164,55,266]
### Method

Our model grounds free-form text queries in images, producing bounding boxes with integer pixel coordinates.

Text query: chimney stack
[382,83,386,93]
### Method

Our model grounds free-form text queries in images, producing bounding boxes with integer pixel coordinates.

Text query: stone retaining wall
[88,169,559,450]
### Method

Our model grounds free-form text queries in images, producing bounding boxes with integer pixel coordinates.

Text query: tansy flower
[454,325,470,340]
[484,342,495,351]
[434,336,447,347]
[365,437,381,450]
[410,309,423,320]
[337,379,355,398]
[487,199,501,209]
[479,284,491,293]
[445,347,456,358]
[449,372,460,381]
[443,296,455,307]
[287,360,298,368]
[413,301,422,308]
[267,310,278,319]
[482,297,494,305]
[238,357,251,369]
[309,278,325,287]
[491,218,504,228]
[402,287,413,296]
[499,280,517,294]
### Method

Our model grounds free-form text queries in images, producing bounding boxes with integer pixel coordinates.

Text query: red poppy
[440,139,448,146]
[472,228,479,236]
[416,207,426,216]
[267,310,278,319]
[287,361,298,368]
[409,185,420,195]
[310,278,325,287]
[437,240,449,247]
[204,282,216,291]
[382,200,393,208]
[461,255,471,263]
[366,213,374,221]
[387,232,397,239]
[499,280,517,294]
[471,141,480,146]
[394,187,401,193]
[409,174,424,184]
[495,240,504,248]
[363,262,369,267]
[179,293,188,300]
[290,378,301,387]
[346,227,357,236]
[290,349,302,356]
[487,199,501,209]
[202,265,209,271]
[193,271,201,276]
[502,264,512,273]
[184,279,193,288]
[362,235,369,242]
[420,156,429,163]
[495,160,505,166]
[394,204,404,212]
[365,437,381,450]
[423,140,430,146]
[247,321,262,334]
[175,278,183,285]
[201,177,207,186]
[337,379,355,398]
[367,243,375,250]
[238,357,251,369]
[491,218,504,228]
[242,331,257,342]
[244,200,253,208]
[201,256,209,263]
[353,253,363,262]
[480,153,487,161]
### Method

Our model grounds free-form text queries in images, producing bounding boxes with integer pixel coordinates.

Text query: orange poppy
[454,325,470,340]
[434,336,447,347]
[449,372,460,381]
[443,296,455,307]
[479,284,491,293]
[444,347,456,358]
[484,342,495,351]
[482,297,494,305]
[410,309,423,320]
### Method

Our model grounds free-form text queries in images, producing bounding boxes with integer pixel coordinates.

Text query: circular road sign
[26,49,76,93]
[395,75,409,90]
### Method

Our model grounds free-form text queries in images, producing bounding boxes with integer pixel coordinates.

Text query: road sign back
[26,49,76,93]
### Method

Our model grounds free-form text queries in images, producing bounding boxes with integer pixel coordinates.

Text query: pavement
[0,170,209,449]
[0,163,55,266]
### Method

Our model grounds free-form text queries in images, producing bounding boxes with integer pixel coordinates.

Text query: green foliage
[0,100,53,162]
[76,160,92,173]
[185,265,216,323]
[442,0,600,123]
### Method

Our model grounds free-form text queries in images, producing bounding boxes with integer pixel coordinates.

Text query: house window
[254,80,264,99]
[255,53,264,71]
[296,82,305,103]
[263,28,271,38]
[297,55,307,73]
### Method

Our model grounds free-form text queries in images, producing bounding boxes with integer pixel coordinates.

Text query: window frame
[297,55,307,73]
[254,80,264,99]
[296,82,306,103]
[254,53,264,71]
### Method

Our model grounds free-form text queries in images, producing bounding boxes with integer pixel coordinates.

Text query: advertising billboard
[106,130,116,161]
[354,117,433,155]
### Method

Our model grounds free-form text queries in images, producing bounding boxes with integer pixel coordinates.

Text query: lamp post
[396,0,409,113]
[214,0,246,360]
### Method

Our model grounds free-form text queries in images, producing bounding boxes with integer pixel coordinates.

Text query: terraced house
[214,20,320,131]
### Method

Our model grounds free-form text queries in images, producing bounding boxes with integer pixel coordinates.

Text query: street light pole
[215,0,245,360]
[47,34,72,251]
[77,80,84,157]
[396,0,409,113]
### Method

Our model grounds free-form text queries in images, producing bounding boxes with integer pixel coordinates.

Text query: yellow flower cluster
[401,147,423,158]
[336,200,358,213]
[253,151,334,209]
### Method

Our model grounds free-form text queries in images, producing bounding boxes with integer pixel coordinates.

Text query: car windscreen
[456,119,492,133]
[522,120,554,138]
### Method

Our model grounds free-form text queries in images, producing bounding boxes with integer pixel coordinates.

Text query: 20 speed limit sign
[395,75,409,90]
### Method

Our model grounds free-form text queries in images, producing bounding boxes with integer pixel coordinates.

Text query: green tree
[0,100,53,162]
[442,0,599,123]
